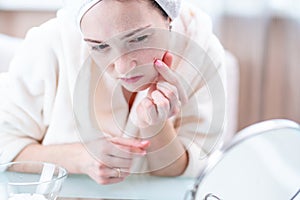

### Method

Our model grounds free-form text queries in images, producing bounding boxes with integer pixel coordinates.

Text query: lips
[120,75,143,84]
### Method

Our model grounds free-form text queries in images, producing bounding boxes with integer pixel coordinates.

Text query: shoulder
[22,9,81,49]
[9,17,63,77]
[15,17,62,63]
[25,17,60,42]
[173,2,213,38]
[172,2,226,83]
[173,2,224,63]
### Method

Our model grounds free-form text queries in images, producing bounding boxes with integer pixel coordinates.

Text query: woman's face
[81,0,170,92]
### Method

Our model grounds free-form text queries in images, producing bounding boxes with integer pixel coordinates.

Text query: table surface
[58,174,195,200]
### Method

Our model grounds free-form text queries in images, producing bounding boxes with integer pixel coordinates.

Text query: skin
[14,0,188,185]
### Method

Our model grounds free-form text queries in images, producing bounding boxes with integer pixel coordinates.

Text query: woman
[0,0,227,185]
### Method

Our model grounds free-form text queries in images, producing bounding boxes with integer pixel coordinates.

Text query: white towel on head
[76,0,101,30]
[155,0,182,19]
[62,0,182,31]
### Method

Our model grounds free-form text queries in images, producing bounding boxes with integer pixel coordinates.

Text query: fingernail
[154,59,163,68]
[140,140,150,146]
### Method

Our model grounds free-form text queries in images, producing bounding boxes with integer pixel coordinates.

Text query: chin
[137,83,152,91]
[123,73,158,92]
[123,83,152,92]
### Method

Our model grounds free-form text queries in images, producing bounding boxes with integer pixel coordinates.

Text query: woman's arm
[136,53,189,176]
[0,20,60,164]
[14,143,87,174]
[140,120,188,176]
[14,137,150,184]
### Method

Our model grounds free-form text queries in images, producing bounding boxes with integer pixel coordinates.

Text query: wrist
[140,120,177,150]
[139,121,166,139]
[62,143,88,174]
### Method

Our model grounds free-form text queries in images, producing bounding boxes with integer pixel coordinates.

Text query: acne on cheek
[150,51,168,65]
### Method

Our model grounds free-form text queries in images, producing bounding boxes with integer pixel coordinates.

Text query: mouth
[120,75,144,84]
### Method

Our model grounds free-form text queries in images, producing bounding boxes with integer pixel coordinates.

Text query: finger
[154,59,188,105]
[109,167,130,179]
[97,152,130,168]
[106,154,133,168]
[96,166,130,178]
[146,98,158,125]
[109,137,150,149]
[136,98,159,128]
[91,168,130,185]
[157,81,179,101]
[106,143,146,160]
[98,142,144,166]
[89,165,128,185]
[147,83,157,98]
[151,90,169,121]
[157,82,180,116]
[140,97,156,125]
[108,138,149,158]
[162,51,173,68]
[113,143,147,156]
[110,145,147,159]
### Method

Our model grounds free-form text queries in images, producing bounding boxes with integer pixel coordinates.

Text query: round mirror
[186,119,300,200]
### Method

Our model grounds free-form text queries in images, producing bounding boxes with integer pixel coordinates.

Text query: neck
[122,87,137,109]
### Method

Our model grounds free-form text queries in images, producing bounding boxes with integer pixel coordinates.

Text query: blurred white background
[0,0,299,19]
[0,0,62,10]
[189,0,300,18]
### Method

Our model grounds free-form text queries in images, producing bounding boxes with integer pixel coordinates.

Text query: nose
[114,55,137,75]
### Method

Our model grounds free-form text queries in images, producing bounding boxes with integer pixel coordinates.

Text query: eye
[91,43,110,52]
[129,35,149,43]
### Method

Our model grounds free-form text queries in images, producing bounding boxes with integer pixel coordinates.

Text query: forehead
[80,0,166,41]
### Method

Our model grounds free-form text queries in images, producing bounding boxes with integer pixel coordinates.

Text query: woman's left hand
[136,52,188,128]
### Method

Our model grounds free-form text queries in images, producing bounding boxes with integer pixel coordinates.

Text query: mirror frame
[184,119,300,200]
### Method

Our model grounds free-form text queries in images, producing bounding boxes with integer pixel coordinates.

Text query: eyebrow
[120,24,152,40]
[84,24,152,44]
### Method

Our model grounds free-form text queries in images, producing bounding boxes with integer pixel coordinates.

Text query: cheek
[89,49,166,79]
[106,64,115,75]
[134,49,166,64]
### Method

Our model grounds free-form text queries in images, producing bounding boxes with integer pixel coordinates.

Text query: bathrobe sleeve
[173,3,228,177]
[0,19,60,163]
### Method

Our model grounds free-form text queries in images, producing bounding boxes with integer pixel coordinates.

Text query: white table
[59,174,195,200]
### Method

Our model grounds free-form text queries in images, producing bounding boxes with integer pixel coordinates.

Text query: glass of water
[0,161,68,200]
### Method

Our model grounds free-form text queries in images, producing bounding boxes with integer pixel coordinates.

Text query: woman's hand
[77,137,150,184]
[136,52,188,128]
[13,138,149,185]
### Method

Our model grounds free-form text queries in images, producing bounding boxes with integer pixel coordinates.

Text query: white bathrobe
[0,2,227,177]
